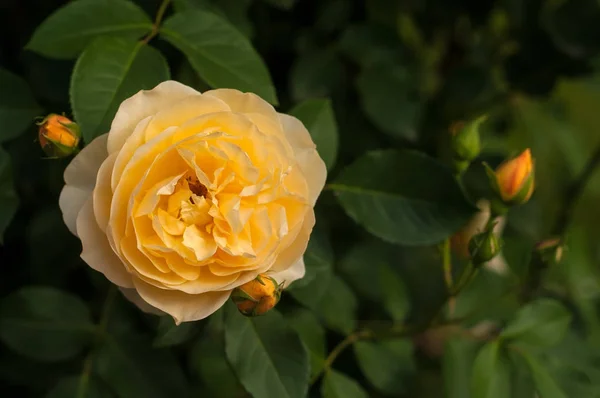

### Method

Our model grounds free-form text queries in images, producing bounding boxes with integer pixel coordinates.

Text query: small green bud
[468,228,501,266]
[450,115,487,162]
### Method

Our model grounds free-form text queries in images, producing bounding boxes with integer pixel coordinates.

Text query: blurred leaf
[289,50,345,103]
[161,10,277,104]
[289,98,339,171]
[471,341,511,398]
[332,149,475,245]
[283,307,326,378]
[357,64,422,141]
[0,69,41,142]
[314,276,358,335]
[0,287,94,362]
[26,0,152,59]
[70,37,169,143]
[225,307,309,398]
[339,24,404,68]
[322,370,369,398]
[500,299,571,348]
[452,268,519,325]
[94,335,190,398]
[0,148,18,244]
[189,310,245,398]
[261,0,297,10]
[46,376,113,398]
[354,339,414,395]
[521,352,568,398]
[443,337,479,398]
[153,316,198,347]
[378,262,409,321]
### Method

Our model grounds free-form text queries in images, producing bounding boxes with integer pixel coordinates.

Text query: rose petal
[133,278,231,324]
[107,81,199,154]
[77,197,133,288]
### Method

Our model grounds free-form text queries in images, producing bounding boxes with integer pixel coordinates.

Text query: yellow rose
[59,81,327,323]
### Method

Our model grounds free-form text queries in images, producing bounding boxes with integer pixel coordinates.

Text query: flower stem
[76,286,118,398]
[553,144,600,238]
[141,0,173,44]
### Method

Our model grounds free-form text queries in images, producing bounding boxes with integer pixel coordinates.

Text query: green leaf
[354,340,414,395]
[224,306,309,398]
[321,370,369,398]
[443,337,480,398]
[173,0,255,38]
[500,299,572,348]
[0,287,94,362]
[331,149,475,245]
[94,335,190,398]
[288,226,333,290]
[0,148,18,244]
[283,307,326,378]
[189,310,245,398]
[316,276,358,335]
[70,37,170,143]
[471,341,511,398]
[26,0,152,59]
[357,64,422,141]
[522,352,568,398]
[0,69,41,142]
[46,376,113,398]
[289,50,345,103]
[378,262,409,321]
[153,316,198,347]
[289,98,339,171]
[161,10,277,104]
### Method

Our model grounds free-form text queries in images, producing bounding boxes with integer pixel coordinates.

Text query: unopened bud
[231,274,283,317]
[37,114,80,158]
[485,149,535,206]
[450,115,486,163]
[468,228,501,266]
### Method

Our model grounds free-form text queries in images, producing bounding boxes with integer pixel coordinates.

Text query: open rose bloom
[59,81,326,323]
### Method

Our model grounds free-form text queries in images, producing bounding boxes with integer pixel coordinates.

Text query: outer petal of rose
[119,287,164,315]
[59,134,109,236]
[278,114,327,205]
[268,257,305,288]
[77,197,134,288]
[203,89,277,119]
[133,279,230,324]
[107,81,200,155]
[269,210,315,276]
[93,153,117,232]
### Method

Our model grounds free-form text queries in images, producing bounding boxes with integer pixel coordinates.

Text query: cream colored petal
[76,197,133,288]
[92,153,117,232]
[107,81,199,154]
[59,185,90,236]
[133,279,231,324]
[269,210,315,274]
[174,267,241,294]
[268,257,305,288]
[279,114,327,206]
[119,287,163,315]
[64,134,109,187]
[203,89,277,119]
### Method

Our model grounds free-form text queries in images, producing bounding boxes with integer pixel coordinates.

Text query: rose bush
[59,81,326,323]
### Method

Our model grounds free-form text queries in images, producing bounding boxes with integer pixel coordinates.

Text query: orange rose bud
[494,149,535,205]
[38,114,80,158]
[231,275,283,317]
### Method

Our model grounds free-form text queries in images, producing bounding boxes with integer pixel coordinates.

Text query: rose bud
[493,149,535,205]
[38,114,80,157]
[468,228,501,266]
[231,275,283,317]
[450,115,486,163]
